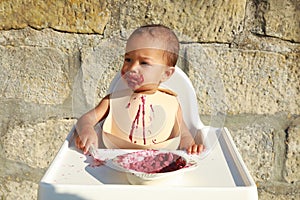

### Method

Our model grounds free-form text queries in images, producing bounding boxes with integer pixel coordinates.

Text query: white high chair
[38,67,258,200]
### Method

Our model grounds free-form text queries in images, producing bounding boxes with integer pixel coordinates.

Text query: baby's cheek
[121,69,125,76]
[138,74,144,84]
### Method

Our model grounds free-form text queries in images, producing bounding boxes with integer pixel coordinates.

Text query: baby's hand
[75,133,84,151]
[74,127,98,154]
[186,144,205,154]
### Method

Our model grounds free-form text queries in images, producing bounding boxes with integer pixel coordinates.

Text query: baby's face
[121,48,168,91]
[121,34,173,91]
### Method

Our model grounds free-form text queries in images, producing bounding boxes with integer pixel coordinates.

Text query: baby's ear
[161,66,175,82]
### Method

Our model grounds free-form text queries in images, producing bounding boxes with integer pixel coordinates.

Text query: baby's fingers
[196,144,204,153]
[83,139,98,155]
[186,146,193,154]
[83,140,93,154]
[75,136,84,150]
[187,144,204,154]
[75,135,88,153]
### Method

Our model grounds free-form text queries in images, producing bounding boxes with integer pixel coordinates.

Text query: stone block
[264,0,300,42]
[0,0,110,34]
[2,119,76,168]
[185,44,300,115]
[284,117,300,183]
[72,39,125,116]
[232,30,300,53]
[245,0,299,43]
[105,0,246,42]
[183,44,228,116]
[0,180,38,200]
[223,114,300,186]
[257,180,299,200]
[0,46,70,105]
[258,189,298,200]
[223,114,291,183]
[0,27,103,52]
[226,120,275,182]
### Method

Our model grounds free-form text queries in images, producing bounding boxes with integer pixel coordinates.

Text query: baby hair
[128,24,180,67]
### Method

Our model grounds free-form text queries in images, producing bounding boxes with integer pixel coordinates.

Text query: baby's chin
[127,83,140,91]
[131,83,159,93]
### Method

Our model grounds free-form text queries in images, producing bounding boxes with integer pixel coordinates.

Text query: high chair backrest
[107,67,204,136]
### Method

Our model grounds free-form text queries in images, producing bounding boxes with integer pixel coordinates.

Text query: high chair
[38,67,258,200]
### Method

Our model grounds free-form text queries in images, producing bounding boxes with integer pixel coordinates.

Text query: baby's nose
[128,62,140,72]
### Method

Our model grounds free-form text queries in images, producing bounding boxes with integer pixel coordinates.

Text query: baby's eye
[124,58,131,62]
[141,61,150,66]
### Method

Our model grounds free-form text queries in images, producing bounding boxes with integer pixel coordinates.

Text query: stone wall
[0,0,299,199]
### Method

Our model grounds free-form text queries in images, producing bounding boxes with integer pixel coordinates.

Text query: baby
[75,24,204,155]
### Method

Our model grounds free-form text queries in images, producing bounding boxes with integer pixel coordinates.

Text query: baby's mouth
[123,73,144,89]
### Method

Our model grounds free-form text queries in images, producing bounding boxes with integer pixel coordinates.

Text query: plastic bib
[102,89,180,149]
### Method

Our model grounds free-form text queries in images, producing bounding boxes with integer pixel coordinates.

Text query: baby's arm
[75,95,110,154]
[176,106,204,154]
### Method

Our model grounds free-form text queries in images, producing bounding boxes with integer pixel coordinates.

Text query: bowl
[106,149,199,185]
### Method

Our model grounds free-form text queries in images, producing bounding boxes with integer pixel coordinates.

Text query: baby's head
[121,25,180,91]
[126,24,179,67]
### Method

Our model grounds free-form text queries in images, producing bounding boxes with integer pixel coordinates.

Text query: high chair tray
[38,127,258,200]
